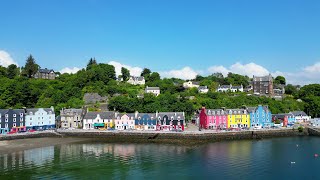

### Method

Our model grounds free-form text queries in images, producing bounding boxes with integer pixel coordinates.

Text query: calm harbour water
[1,137,320,179]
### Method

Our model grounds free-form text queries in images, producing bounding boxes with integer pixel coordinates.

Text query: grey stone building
[60,108,86,129]
[252,74,273,96]
[34,68,56,79]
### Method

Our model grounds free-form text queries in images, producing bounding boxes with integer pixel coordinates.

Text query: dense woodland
[0,55,320,120]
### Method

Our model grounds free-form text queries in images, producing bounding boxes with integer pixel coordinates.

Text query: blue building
[25,107,55,130]
[0,109,26,132]
[286,113,296,126]
[247,105,273,128]
[135,113,157,130]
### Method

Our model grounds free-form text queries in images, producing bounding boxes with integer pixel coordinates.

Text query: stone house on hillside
[34,68,56,79]
[83,93,108,104]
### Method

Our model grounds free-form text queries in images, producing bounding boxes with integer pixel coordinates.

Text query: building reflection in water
[0,146,54,172]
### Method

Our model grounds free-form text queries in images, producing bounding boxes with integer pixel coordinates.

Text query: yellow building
[227,109,250,128]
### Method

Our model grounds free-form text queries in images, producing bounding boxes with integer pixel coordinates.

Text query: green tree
[274,76,286,85]
[121,67,130,81]
[285,84,297,95]
[141,68,151,81]
[0,66,6,78]
[23,55,39,78]
[7,64,19,79]
[149,72,160,82]
[86,58,97,70]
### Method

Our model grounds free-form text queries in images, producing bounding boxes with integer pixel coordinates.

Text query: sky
[1,0,320,85]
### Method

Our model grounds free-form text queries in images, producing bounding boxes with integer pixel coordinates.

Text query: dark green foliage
[7,64,19,79]
[285,84,297,95]
[274,76,286,85]
[121,67,130,81]
[22,55,39,78]
[298,126,303,132]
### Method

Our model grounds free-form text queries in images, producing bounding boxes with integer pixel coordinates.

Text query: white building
[217,84,243,92]
[145,86,160,96]
[114,113,136,130]
[83,111,116,130]
[25,107,55,130]
[127,76,145,85]
[290,111,311,123]
[183,81,200,89]
[311,118,320,127]
[198,86,209,93]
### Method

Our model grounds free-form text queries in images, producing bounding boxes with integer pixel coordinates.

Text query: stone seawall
[308,127,320,136]
[0,132,61,141]
[57,129,307,144]
[0,129,310,143]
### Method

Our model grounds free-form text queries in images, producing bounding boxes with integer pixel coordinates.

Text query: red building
[272,114,288,127]
[199,107,228,130]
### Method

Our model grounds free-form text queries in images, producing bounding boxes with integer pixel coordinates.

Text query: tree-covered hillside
[0,56,319,120]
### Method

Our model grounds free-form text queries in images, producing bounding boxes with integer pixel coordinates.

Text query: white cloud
[160,66,198,80]
[60,67,81,74]
[207,65,230,77]
[304,62,320,73]
[208,62,269,77]
[276,62,320,85]
[108,61,142,77]
[0,50,18,67]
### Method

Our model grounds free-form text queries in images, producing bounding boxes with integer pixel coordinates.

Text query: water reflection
[1,137,320,179]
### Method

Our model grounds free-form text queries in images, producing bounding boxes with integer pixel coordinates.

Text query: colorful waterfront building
[247,105,273,128]
[25,107,55,130]
[199,108,228,129]
[115,113,136,130]
[156,112,185,131]
[83,111,115,130]
[272,114,290,127]
[0,108,26,132]
[227,109,250,128]
[135,113,157,130]
[60,108,85,129]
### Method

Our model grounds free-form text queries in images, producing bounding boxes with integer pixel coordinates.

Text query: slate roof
[26,108,55,114]
[157,112,185,119]
[290,111,308,116]
[145,87,160,91]
[226,109,249,115]
[84,111,116,119]
[205,109,227,115]
[218,85,231,89]
[253,74,272,82]
[130,76,145,81]
[38,68,54,73]
[198,86,208,90]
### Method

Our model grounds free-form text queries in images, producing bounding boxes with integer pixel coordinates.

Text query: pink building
[199,107,228,129]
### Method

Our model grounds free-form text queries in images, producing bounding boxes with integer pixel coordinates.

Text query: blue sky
[1,0,320,85]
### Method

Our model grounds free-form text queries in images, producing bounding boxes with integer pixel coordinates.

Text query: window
[5,118,8,122]
[20,113,23,116]
[13,118,16,122]
[20,123,23,126]
[5,123,8,128]
[30,117,32,120]
[13,123,16,127]
[30,123,32,126]
[13,114,16,117]
[20,118,23,122]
